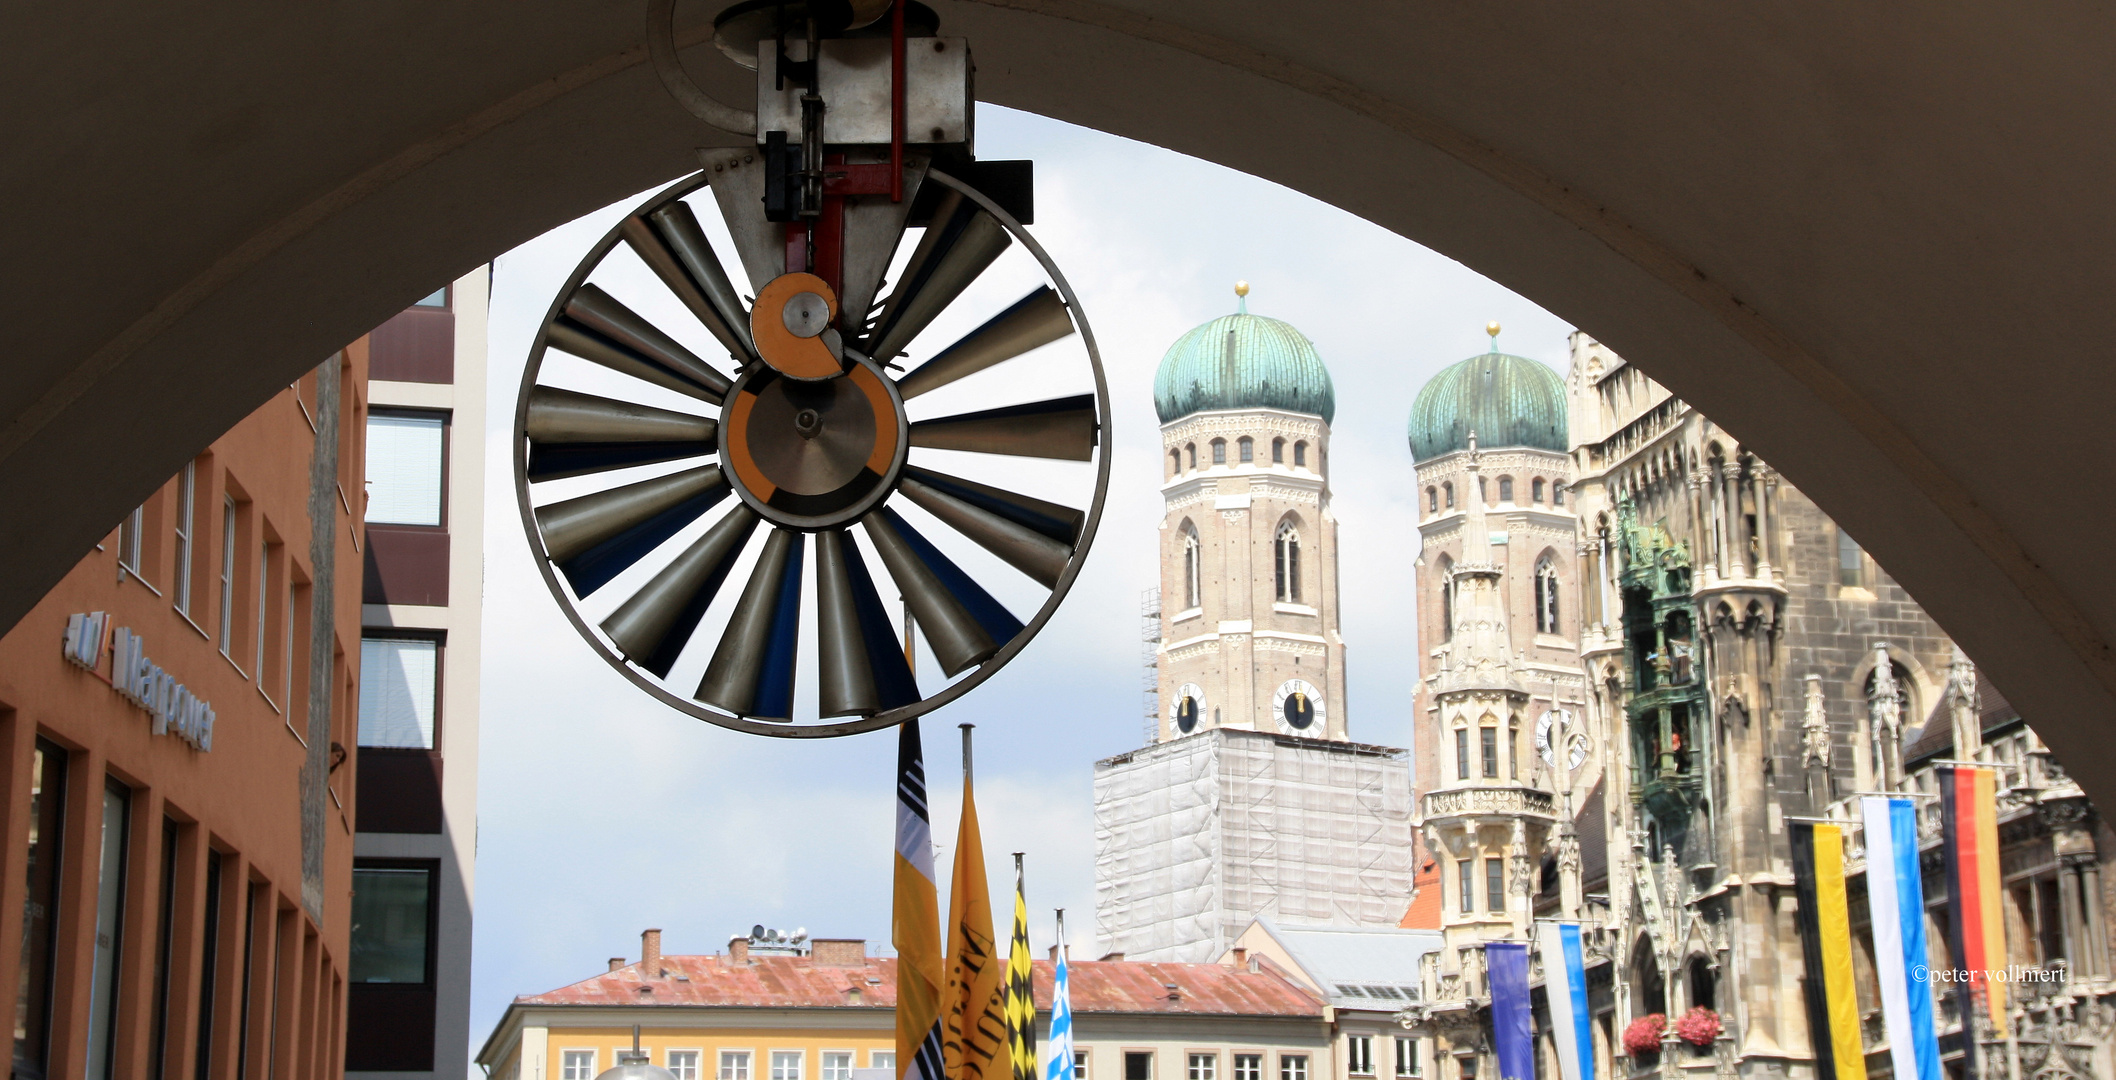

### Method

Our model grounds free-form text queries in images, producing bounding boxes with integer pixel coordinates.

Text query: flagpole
[962,722,975,783]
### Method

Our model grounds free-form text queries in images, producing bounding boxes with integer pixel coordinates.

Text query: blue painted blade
[841,534,921,711]
[881,507,1025,648]
[559,484,730,598]
[750,532,805,721]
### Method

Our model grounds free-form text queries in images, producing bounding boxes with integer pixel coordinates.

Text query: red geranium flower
[1622,1014,1667,1055]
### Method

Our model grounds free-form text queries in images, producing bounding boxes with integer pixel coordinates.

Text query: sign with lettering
[63,613,215,751]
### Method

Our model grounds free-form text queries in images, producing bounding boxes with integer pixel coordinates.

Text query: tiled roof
[518,955,1323,1018]
[1399,860,1441,930]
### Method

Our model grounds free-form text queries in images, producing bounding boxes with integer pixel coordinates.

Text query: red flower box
[1675,1007,1721,1047]
[1623,1014,1667,1055]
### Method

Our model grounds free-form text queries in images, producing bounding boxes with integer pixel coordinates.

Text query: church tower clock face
[1170,684,1206,734]
[1537,708,1587,770]
[1274,679,1324,733]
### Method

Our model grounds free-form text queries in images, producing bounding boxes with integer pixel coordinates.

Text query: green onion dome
[1153,288,1335,425]
[1407,345,1566,461]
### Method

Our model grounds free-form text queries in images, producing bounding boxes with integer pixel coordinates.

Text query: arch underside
[5,1,2116,808]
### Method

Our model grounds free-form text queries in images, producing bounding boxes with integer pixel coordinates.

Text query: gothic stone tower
[1093,285,1409,963]
[1402,331,1587,1073]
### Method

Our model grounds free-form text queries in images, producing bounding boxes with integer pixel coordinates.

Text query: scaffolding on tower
[1141,587,1162,745]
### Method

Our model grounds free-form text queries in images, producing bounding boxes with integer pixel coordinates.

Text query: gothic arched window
[1443,481,1454,509]
[1427,487,1438,514]
[1498,476,1515,503]
[1274,520,1302,603]
[1211,438,1227,465]
[1293,441,1308,468]
[1455,724,1470,780]
[1169,449,1181,477]
[1535,555,1560,634]
[1238,436,1254,464]
[1181,524,1202,610]
[1185,443,1196,470]
[1532,478,1545,503]
[1553,483,1566,507]
[1272,437,1285,464]
[1437,556,1454,641]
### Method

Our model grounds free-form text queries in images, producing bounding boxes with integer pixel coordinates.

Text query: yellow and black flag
[894,722,945,1080]
[1005,855,1039,1080]
[1790,819,1867,1080]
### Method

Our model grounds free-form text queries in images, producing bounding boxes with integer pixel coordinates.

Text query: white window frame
[1231,1057,1261,1080]
[869,1053,897,1074]
[1073,1053,1089,1080]
[218,496,237,653]
[1347,1036,1373,1077]
[668,1050,703,1080]
[820,1051,854,1080]
[720,1051,755,1080]
[770,1051,804,1080]
[1393,1038,1420,1079]
[561,1050,598,1080]
[173,461,196,614]
[1187,1054,1217,1080]
[1278,1056,1308,1080]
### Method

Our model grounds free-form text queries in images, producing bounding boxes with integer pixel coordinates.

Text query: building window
[1238,437,1254,464]
[218,497,237,653]
[1210,439,1227,466]
[414,286,449,308]
[366,412,447,526]
[1394,1038,1419,1078]
[1189,1055,1216,1080]
[563,1052,597,1080]
[1837,528,1864,588]
[1532,478,1545,504]
[350,864,433,984]
[1481,727,1498,777]
[119,505,145,579]
[1186,443,1196,470]
[1535,557,1560,634]
[772,1051,803,1080]
[194,850,222,1080]
[1182,526,1202,610]
[1125,1053,1152,1080]
[872,1055,896,1074]
[821,1052,851,1080]
[1498,477,1514,503]
[1279,1056,1307,1080]
[173,462,196,614]
[1233,1057,1261,1080]
[1427,488,1438,514]
[1457,1058,1475,1080]
[1293,442,1308,468]
[1478,477,1488,504]
[1438,559,1453,642]
[1442,481,1454,509]
[1074,1053,1090,1080]
[86,780,132,1080]
[1553,483,1565,507]
[359,636,440,749]
[671,1052,702,1080]
[1455,728,1469,780]
[1485,858,1504,914]
[721,1052,753,1080]
[16,740,68,1080]
[1273,438,1285,464]
[1274,522,1302,603]
[1170,449,1181,477]
[1458,859,1473,914]
[1347,1037,1373,1076]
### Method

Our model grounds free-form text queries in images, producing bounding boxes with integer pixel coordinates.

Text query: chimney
[609,957,626,972]
[1097,952,1124,962]
[1231,948,1247,967]
[642,929,663,977]
[728,936,750,965]
[811,939,867,967]
[1048,945,1059,961]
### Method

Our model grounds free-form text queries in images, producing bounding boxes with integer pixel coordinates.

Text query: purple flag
[1488,942,1534,1080]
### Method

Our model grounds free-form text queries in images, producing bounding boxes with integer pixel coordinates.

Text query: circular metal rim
[716,353,912,531]
[512,166,1112,738]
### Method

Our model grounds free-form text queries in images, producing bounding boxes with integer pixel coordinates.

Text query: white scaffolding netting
[1094,729,1412,962]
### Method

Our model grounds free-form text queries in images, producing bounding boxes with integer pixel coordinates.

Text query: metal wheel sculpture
[513,162,1108,736]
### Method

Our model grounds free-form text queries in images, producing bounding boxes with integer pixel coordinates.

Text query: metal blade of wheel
[895,286,1074,401]
[563,284,733,399]
[867,197,1012,362]
[899,466,1084,545]
[898,477,1070,589]
[862,507,1023,677]
[908,394,1098,461]
[816,529,922,718]
[622,211,756,364]
[835,153,930,341]
[696,528,804,719]
[535,464,731,596]
[840,531,919,711]
[601,504,760,677]
[546,321,723,404]
[525,386,718,481]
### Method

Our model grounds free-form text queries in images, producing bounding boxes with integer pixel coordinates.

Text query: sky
[468,104,1575,1067]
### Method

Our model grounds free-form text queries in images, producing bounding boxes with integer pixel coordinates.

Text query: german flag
[1005,856,1038,1080]
[1940,764,2007,1064]
[1790,819,1866,1080]
[894,722,945,1080]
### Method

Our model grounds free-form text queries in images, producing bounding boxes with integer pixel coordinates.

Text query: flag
[1044,913,1073,1080]
[1486,942,1533,1080]
[1790,820,1866,1080]
[1862,796,1942,1080]
[1939,763,2007,1059]
[944,734,1007,1080]
[1004,856,1038,1080]
[1536,921,1595,1080]
[894,722,945,1080]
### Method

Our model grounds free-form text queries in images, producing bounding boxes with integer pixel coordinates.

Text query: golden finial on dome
[1235,280,1250,297]
[1486,321,1501,353]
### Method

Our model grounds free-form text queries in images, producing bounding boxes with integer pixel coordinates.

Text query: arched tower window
[1427,487,1438,514]
[1185,443,1196,470]
[1553,482,1566,507]
[1293,441,1308,468]
[1454,723,1470,780]
[1498,476,1515,503]
[1210,438,1227,465]
[1532,478,1545,503]
[1443,481,1454,509]
[1274,520,1302,603]
[1272,437,1285,464]
[1238,436,1253,463]
[1837,528,1865,588]
[1181,523,1202,610]
[1169,449,1181,477]
[1437,556,1454,641]
[1535,555,1560,634]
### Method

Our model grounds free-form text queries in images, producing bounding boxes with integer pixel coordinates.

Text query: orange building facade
[0,345,370,1080]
